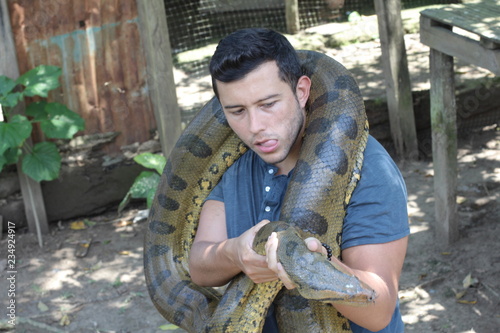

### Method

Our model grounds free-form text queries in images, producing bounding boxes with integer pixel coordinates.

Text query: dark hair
[209,28,302,97]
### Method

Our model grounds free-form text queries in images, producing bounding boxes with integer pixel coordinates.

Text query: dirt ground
[1,19,500,333]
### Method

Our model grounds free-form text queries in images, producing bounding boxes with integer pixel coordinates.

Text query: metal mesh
[165,0,463,124]
[166,0,459,53]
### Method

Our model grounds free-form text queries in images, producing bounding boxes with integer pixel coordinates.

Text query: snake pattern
[144,50,371,332]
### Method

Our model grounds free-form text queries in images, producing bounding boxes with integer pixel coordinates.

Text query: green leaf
[16,65,61,98]
[118,171,160,213]
[0,76,16,96]
[37,301,49,313]
[117,192,132,214]
[0,155,6,174]
[133,153,166,175]
[146,187,156,208]
[21,141,61,182]
[0,146,19,173]
[0,91,22,108]
[40,102,85,139]
[129,171,160,199]
[2,147,21,165]
[26,101,49,121]
[0,114,32,152]
[0,76,21,108]
[158,324,180,330]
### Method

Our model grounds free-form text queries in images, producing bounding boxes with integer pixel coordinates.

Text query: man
[188,28,409,332]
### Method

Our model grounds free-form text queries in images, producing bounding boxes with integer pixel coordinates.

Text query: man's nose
[248,110,265,134]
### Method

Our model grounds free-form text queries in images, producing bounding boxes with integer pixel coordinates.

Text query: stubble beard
[265,101,305,166]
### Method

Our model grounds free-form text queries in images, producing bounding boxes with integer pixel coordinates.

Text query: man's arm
[266,234,408,332]
[334,237,408,331]
[189,200,278,287]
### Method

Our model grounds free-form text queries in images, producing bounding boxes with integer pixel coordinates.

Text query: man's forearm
[189,239,241,287]
[332,268,397,332]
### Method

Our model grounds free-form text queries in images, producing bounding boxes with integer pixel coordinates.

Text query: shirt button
[265,186,271,192]
[268,169,274,174]
[265,206,271,212]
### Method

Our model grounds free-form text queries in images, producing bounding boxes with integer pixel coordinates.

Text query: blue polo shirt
[206,135,409,332]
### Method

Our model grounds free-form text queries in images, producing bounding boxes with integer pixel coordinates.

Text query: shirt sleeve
[341,138,410,250]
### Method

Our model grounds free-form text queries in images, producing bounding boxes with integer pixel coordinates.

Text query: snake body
[144,50,372,332]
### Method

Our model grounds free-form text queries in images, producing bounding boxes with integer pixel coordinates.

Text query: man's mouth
[255,139,278,153]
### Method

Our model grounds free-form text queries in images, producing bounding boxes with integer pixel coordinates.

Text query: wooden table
[419,0,500,245]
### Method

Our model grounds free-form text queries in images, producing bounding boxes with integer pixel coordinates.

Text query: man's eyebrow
[223,94,281,109]
[223,104,244,110]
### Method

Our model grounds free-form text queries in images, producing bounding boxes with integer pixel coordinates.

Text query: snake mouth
[354,278,378,303]
[312,288,377,305]
[367,291,377,302]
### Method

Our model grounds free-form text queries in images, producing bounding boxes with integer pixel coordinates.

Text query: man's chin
[258,153,286,166]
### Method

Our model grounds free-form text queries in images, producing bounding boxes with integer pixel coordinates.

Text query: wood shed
[6,0,158,153]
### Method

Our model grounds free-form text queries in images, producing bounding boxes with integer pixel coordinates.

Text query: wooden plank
[0,0,49,245]
[429,47,459,246]
[420,0,500,45]
[420,16,500,75]
[137,0,181,159]
[285,0,300,34]
[374,0,418,160]
[16,166,50,239]
[0,0,17,78]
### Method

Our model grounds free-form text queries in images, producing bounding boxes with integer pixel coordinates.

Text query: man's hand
[233,220,279,284]
[190,202,279,287]
[265,232,328,289]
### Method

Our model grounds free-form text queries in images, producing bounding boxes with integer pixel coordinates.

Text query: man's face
[216,61,311,174]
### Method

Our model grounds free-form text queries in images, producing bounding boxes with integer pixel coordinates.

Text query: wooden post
[137,0,182,159]
[285,0,300,34]
[374,0,418,160]
[0,0,49,246]
[429,47,459,246]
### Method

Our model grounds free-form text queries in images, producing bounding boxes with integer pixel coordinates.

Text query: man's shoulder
[354,134,407,205]
[364,135,389,157]
[362,136,400,173]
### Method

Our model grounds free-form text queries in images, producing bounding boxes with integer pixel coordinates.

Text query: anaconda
[144,50,373,332]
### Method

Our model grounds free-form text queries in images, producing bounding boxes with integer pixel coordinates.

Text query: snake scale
[144,50,374,332]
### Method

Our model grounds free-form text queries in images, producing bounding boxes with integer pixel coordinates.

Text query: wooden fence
[7,0,157,153]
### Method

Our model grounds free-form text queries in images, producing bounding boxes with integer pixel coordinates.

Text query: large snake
[144,50,374,332]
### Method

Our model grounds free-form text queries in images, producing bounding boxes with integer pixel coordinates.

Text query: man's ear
[296,75,311,108]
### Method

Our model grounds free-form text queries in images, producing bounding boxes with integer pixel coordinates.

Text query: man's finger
[253,219,271,233]
[265,232,278,268]
[304,237,327,256]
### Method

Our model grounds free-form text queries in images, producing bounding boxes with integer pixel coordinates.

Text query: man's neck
[275,138,303,176]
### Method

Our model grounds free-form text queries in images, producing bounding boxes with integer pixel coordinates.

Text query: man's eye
[263,101,276,108]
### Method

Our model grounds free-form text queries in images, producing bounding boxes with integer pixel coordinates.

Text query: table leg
[429,48,459,245]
